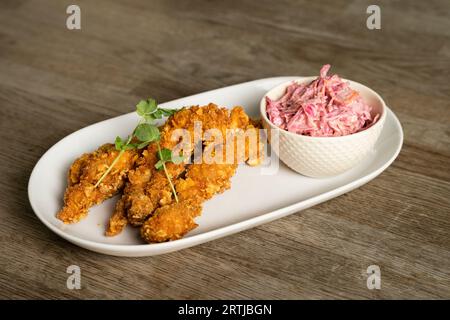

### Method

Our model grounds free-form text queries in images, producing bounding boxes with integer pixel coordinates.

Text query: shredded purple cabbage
[266,64,379,137]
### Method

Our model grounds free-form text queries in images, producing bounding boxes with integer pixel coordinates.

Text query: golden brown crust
[109,104,264,241]
[58,104,262,241]
[140,199,202,243]
[139,118,246,243]
[119,104,238,227]
[140,162,238,243]
[105,197,128,236]
[57,144,138,224]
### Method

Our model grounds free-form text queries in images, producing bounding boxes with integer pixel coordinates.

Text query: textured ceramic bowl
[260,77,387,178]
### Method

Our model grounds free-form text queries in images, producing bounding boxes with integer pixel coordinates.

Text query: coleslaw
[266,64,379,137]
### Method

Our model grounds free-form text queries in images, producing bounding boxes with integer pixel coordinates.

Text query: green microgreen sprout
[155,144,185,203]
[94,98,183,202]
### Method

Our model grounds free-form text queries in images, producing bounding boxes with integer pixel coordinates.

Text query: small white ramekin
[260,77,387,178]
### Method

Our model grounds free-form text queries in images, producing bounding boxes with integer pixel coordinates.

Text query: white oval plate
[28,77,403,257]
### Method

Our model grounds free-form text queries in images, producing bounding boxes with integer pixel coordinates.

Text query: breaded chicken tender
[140,160,238,243]
[57,144,138,224]
[140,199,203,242]
[107,104,264,240]
[107,104,247,235]
[140,110,262,243]
[58,103,263,243]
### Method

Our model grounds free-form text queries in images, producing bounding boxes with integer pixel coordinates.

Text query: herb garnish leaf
[94,99,181,202]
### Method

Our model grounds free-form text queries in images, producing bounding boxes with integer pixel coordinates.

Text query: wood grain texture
[0,0,449,299]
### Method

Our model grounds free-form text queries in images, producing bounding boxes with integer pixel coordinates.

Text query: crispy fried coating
[109,104,264,240]
[113,104,245,231]
[57,144,138,224]
[105,197,128,237]
[58,104,263,241]
[140,199,202,242]
[106,144,156,235]
[140,146,238,245]
[140,114,252,243]
[177,162,238,201]
[140,160,238,243]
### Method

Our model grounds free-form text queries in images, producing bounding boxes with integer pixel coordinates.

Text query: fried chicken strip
[105,144,156,235]
[108,105,264,238]
[140,199,203,243]
[107,104,242,236]
[140,159,238,243]
[140,111,263,243]
[57,144,138,224]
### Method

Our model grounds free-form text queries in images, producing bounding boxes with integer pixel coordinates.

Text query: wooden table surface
[1,0,449,299]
